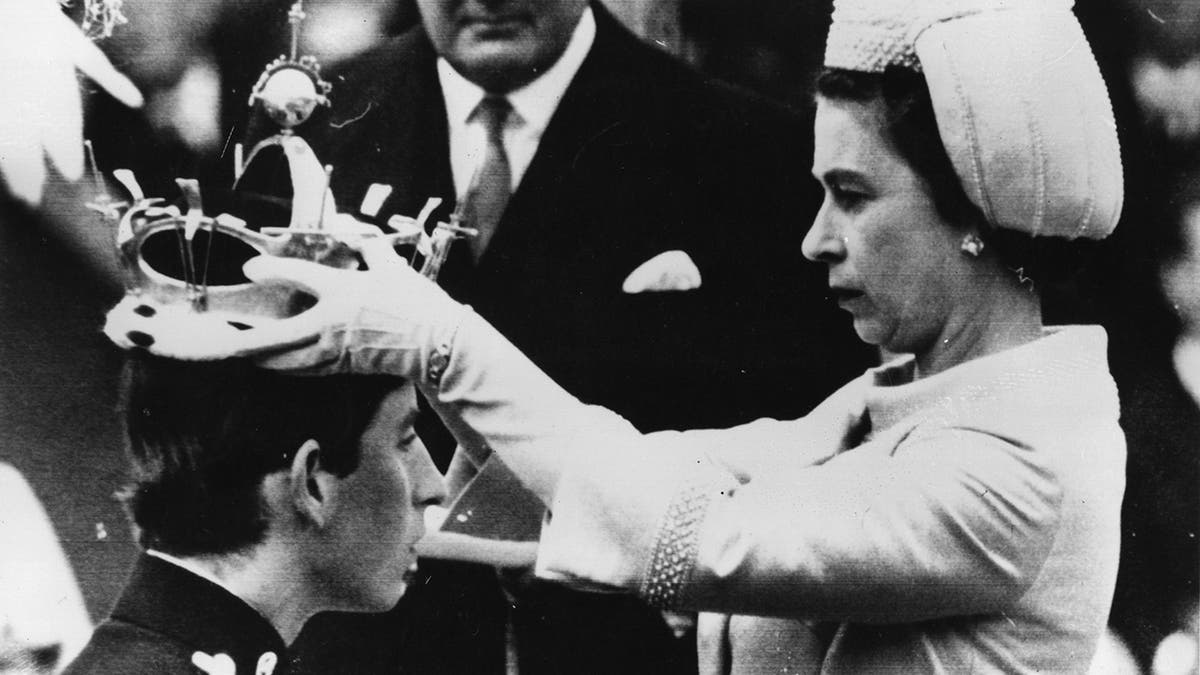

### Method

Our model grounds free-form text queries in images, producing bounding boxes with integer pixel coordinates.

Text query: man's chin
[851,319,885,348]
[463,19,529,41]
[354,585,407,614]
[451,44,544,90]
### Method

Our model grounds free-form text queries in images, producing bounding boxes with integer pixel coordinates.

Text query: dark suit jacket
[64,554,289,675]
[285,5,871,673]
[1108,346,1200,667]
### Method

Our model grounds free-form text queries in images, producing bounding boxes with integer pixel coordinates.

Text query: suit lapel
[378,34,455,220]
[327,29,479,287]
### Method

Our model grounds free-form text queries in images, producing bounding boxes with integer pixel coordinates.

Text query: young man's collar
[147,549,234,594]
[115,553,288,670]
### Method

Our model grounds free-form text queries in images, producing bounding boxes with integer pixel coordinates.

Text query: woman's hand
[104,238,470,372]
[242,238,472,380]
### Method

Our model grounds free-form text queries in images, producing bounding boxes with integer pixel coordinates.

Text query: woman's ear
[290,439,334,527]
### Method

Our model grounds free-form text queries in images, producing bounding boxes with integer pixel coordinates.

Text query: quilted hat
[824,0,1123,239]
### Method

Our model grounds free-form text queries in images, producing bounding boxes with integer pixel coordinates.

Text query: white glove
[0,0,142,205]
[248,239,645,505]
[242,238,471,381]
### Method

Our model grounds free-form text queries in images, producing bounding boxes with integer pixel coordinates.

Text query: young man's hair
[118,354,402,556]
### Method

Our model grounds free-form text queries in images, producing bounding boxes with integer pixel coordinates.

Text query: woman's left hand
[242,238,472,380]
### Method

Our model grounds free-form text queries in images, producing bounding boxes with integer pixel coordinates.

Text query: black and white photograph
[0,0,1196,673]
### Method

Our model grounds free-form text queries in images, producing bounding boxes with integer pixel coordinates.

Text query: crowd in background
[0,0,1197,673]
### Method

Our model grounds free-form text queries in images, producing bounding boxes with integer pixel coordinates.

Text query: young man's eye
[396,433,419,451]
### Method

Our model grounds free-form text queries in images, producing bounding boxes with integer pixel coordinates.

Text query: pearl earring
[960,233,985,257]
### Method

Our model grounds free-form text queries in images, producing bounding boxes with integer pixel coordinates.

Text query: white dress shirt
[437,7,597,197]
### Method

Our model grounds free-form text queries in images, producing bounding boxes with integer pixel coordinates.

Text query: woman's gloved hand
[249,238,641,505]
[103,237,470,372]
[243,238,473,381]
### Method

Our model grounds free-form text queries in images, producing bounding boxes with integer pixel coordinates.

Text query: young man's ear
[289,439,336,527]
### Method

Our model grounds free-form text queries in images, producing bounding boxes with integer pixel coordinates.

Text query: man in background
[290,0,869,672]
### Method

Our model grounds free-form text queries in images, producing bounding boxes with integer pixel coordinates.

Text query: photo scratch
[329,101,374,129]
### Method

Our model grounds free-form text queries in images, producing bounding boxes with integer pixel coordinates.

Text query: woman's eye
[396,433,419,451]
[830,184,867,209]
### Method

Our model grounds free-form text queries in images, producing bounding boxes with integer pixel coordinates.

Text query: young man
[64,356,446,674]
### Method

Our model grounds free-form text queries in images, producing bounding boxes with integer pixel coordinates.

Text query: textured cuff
[426,304,472,387]
[640,480,718,610]
[427,340,452,386]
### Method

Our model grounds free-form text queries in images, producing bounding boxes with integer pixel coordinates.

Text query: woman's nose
[801,198,845,263]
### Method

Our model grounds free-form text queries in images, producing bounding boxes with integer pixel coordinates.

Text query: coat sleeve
[429,311,862,507]
[431,310,1063,623]
[536,425,1065,623]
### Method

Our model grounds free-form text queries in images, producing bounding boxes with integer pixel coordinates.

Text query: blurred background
[1,1,1196,673]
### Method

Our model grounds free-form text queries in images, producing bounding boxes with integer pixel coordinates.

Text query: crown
[95,2,476,359]
[247,2,331,130]
[98,165,474,358]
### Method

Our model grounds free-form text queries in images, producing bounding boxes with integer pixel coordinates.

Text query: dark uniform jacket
[64,554,288,675]
[283,3,871,673]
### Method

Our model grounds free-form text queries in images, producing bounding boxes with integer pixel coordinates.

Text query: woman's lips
[831,288,864,306]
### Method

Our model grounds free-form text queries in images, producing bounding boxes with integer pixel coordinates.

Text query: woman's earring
[960,233,985,257]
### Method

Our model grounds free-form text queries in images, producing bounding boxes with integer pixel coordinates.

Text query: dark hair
[118,354,402,556]
[815,67,1096,291]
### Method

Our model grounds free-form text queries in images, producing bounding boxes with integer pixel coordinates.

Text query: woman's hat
[824,0,1123,240]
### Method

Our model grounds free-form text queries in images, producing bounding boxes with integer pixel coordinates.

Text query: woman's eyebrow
[814,168,867,185]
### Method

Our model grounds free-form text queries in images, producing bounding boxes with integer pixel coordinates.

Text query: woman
[106,0,1127,671]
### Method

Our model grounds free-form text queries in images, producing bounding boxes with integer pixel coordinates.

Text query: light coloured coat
[534,326,1125,673]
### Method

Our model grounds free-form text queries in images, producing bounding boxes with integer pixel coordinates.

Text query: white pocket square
[621,250,702,293]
